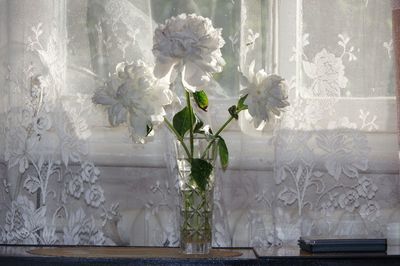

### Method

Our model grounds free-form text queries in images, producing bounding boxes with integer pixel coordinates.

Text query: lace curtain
[275,0,398,244]
[0,0,398,247]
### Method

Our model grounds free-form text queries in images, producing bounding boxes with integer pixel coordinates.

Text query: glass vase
[175,136,218,254]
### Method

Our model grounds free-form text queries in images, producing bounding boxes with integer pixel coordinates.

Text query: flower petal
[108,103,127,126]
[128,110,149,139]
[182,62,209,91]
[153,57,177,79]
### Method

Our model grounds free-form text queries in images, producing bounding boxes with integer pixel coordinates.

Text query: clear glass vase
[175,136,218,254]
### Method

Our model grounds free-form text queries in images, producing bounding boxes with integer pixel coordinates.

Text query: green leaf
[191,158,213,191]
[193,90,208,111]
[237,94,249,111]
[228,105,238,120]
[217,137,229,170]
[173,106,195,137]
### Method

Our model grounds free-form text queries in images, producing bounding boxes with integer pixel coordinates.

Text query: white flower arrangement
[93,14,289,191]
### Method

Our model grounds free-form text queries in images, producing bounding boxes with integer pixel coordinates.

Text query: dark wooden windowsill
[1,245,400,265]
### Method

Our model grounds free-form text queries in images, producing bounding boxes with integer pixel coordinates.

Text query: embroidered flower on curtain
[84,185,105,208]
[356,176,378,199]
[63,208,105,245]
[303,49,348,97]
[316,129,369,180]
[61,135,89,167]
[62,107,91,140]
[338,189,360,212]
[152,13,225,92]
[275,130,315,185]
[283,99,324,130]
[359,201,380,221]
[33,112,52,135]
[81,162,100,184]
[68,174,84,199]
[320,193,339,216]
[3,196,46,244]
[5,128,36,173]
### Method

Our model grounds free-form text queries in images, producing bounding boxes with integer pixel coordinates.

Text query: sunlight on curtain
[0,0,398,247]
[273,0,399,244]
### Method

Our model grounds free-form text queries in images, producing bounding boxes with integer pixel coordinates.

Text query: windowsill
[1,245,400,266]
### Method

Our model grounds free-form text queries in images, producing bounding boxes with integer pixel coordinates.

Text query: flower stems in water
[164,117,191,160]
[186,91,194,158]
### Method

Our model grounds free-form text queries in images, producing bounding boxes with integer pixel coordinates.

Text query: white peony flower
[152,13,225,92]
[240,61,289,129]
[93,60,173,143]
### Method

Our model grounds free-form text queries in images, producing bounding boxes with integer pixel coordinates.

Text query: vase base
[181,242,211,254]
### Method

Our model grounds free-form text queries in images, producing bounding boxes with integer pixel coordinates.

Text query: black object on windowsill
[298,236,387,253]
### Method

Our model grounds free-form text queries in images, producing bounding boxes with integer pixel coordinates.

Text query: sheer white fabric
[0,0,398,247]
[277,0,398,244]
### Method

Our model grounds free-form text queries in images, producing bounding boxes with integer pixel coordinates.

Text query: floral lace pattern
[1,20,119,245]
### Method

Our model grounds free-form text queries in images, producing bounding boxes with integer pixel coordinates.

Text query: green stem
[215,116,235,137]
[164,117,191,160]
[186,91,194,158]
[201,115,235,159]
